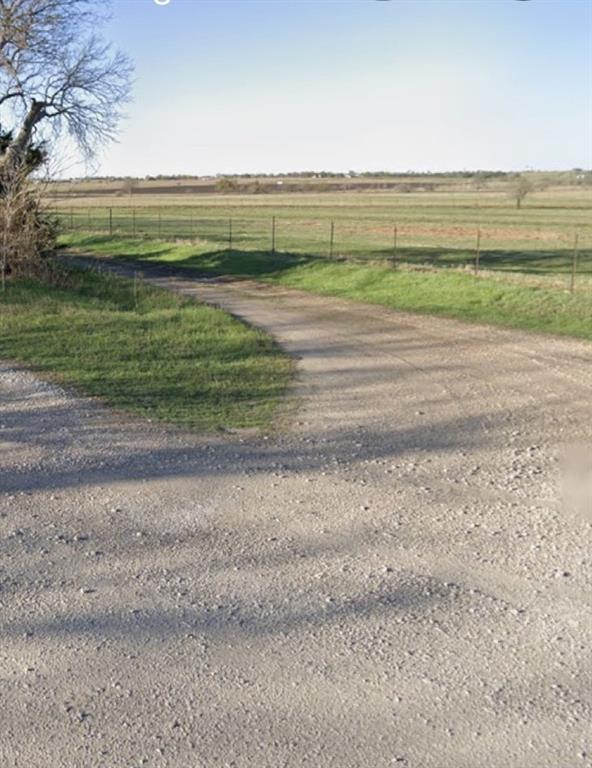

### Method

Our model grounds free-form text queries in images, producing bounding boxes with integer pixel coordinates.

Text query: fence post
[190,211,195,241]
[329,220,335,258]
[132,208,136,237]
[108,207,113,236]
[570,231,579,294]
[474,228,481,274]
[228,218,233,250]
[158,209,162,239]
[70,208,74,230]
[133,270,138,312]
[271,215,276,255]
[393,223,398,263]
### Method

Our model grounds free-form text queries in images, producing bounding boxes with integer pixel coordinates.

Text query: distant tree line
[56,169,591,185]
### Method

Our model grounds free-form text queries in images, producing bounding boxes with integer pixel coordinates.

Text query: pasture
[50,179,592,287]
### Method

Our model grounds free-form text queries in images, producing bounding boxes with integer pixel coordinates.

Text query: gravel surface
[1,258,591,768]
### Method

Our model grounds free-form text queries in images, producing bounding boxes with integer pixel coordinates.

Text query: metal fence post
[329,220,335,258]
[228,218,233,250]
[570,231,579,294]
[271,215,276,255]
[475,228,481,274]
[133,270,138,311]
[393,223,398,263]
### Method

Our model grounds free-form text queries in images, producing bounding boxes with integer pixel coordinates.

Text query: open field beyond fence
[50,186,592,289]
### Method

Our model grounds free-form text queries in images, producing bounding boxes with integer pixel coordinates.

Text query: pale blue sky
[94,0,592,176]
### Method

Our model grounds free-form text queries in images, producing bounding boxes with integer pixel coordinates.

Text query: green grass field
[62,234,592,342]
[51,185,592,281]
[0,267,292,431]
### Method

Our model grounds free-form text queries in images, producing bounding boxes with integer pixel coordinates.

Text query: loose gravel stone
[1,264,591,768]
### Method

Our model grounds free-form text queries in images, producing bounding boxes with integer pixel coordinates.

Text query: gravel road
[1,259,591,768]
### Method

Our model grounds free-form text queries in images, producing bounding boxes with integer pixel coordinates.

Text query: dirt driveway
[1,259,591,768]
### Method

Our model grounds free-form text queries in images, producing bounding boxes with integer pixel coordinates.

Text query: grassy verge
[0,265,292,431]
[61,234,592,341]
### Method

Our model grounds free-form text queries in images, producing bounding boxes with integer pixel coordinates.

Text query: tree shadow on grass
[69,240,592,279]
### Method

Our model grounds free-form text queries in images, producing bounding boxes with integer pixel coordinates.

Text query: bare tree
[512,174,534,210]
[121,177,139,198]
[216,176,239,194]
[0,0,132,275]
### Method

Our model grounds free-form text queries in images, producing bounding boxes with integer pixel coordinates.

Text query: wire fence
[51,206,591,292]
